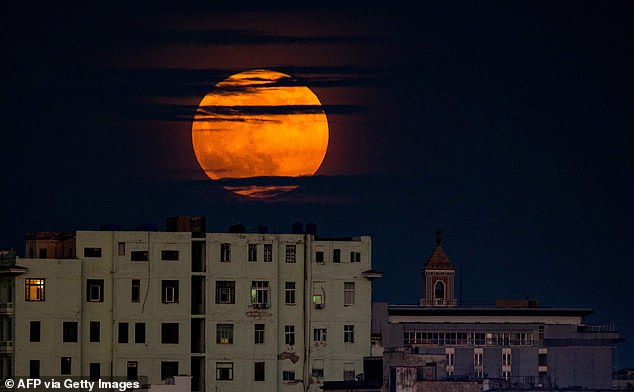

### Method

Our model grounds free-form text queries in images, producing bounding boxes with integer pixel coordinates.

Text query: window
[216,362,233,381]
[89,321,100,342]
[135,323,145,343]
[30,360,40,378]
[282,370,295,381]
[127,361,138,381]
[25,278,45,301]
[434,280,445,299]
[161,361,178,381]
[503,351,512,366]
[90,363,100,381]
[312,359,324,378]
[344,282,355,306]
[131,280,140,303]
[251,281,269,308]
[333,248,341,263]
[263,244,272,262]
[254,362,265,381]
[161,323,179,344]
[161,250,179,261]
[255,324,265,344]
[30,321,40,342]
[285,325,295,346]
[220,243,231,262]
[315,251,324,263]
[474,351,483,366]
[118,242,125,255]
[84,248,102,257]
[313,294,323,309]
[538,352,548,367]
[162,280,179,303]
[285,282,296,305]
[350,251,361,263]
[285,245,296,263]
[313,328,327,342]
[63,322,78,342]
[248,244,257,262]
[344,325,354,343]
[343,363,355,381]
[216,281,235,304]
[216,324,234,344]
[131,251,148,261]
[118,322,129,343]
[61,357,71,375]
[39,248,47,258]
[87,279,104,302]
[503,370,510,380]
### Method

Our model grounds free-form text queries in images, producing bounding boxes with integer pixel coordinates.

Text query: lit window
[248,244,257,262]
[251,281,269,308]
[216,362,233,381]
[344,282,355,306]
[344,325,354,343]
[216,281,235,304]
[216,324,234,344]
[25,279,45,302]
[285,245,296,263]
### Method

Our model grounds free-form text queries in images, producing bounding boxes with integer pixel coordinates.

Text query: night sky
[3,1,633,367]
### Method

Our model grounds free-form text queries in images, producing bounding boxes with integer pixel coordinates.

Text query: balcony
[0,303,13,314]
[0,341,13,353]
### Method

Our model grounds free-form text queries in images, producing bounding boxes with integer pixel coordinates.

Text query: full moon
[192,69,329,197]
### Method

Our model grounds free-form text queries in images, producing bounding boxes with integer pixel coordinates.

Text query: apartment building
[0,218,381,392]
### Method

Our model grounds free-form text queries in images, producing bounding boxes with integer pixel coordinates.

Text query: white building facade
[1,223,379,392]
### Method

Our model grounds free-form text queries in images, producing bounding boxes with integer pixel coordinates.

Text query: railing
[0,341,13,353]
[0,303,13,314]
[579,323,616,332]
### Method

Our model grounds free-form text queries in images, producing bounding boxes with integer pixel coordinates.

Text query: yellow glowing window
[25,279,45,301]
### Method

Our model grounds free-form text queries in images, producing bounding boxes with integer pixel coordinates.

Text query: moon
[192,69,329,197]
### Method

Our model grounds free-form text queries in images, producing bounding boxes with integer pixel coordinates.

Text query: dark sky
[3,1,633,367]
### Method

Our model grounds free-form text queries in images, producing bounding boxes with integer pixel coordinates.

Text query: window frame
[248,244,257,262]
[285,282,296,305]
[285,325,295,346]
[251,281,270,308]
[344,282,355,306]
[215,281,235,304]
[216,362,234,381]
[25,278,45,302]
[87,279,104,303]
[285,245,296,263]
[344,324,354,343]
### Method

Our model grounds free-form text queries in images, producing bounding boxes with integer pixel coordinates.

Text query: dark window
[161,250,179,261]
[89,363,100,381]
[333,248,341,263]
[161,361,179,381]
[248,244,257,262]
[131,279,140,303]
[255,324,265,344]
[216,362,233,380]
[25,278,45,301]
[254,362,265,381]
[84,248,102,257]
[350,251,361,263]
[538,353,548,367]
[285,282,296,304]
[61,357,71,375]
[135,323,146,343]
[118,242,125,255]
[344,325,354,343]
[285,245,296,263]
[263,244,272,262]
[39,248,47,259]
[220,243,231,262]
[63,322,78,342]
[285,325,295,346]
[30,360,40,378]
[131,251,148,261]
[127,361,138,381]
[87,279,104,302]
[118,322,129,343]
[89,321,100,342]
[283,371,295,381]
[161,323,179,344]
[316,251,324,263]
[216,281,235,304]
[30,321,41,342]
[162,280,179,303]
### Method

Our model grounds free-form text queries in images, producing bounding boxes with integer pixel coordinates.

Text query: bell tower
[420,231,456,307]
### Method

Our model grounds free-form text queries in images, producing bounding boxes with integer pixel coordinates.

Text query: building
[371,237,623,391]
[0,218,382,392]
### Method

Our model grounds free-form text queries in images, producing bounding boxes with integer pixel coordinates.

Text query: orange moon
[192,69,329,197]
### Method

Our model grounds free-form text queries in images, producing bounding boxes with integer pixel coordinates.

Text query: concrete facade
[1,224,379,392]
